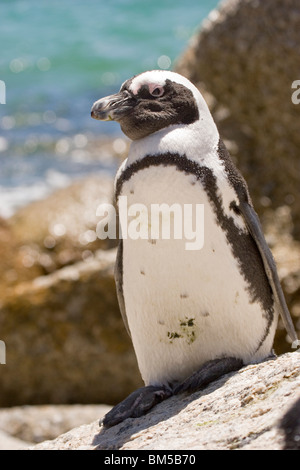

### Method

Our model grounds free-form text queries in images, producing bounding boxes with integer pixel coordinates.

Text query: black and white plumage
[91,70,299,427]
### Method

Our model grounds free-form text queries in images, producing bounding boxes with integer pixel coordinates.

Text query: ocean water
[0,0,219,217]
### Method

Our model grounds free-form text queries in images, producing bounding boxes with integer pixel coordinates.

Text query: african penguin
[91,70,299,427]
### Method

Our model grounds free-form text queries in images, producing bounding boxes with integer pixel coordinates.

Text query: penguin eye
[149,85,164,98]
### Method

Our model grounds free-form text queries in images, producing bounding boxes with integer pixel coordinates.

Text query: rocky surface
[0,247,142,407]
[0,167,143,408]
[4,174,115,285]
[0,404,111,446]
[31,352,300,450]
[176,0,300,240]
[264,207,300,354]
[0,216,41,288]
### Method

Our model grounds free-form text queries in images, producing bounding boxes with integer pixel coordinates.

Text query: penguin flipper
[115,240,131,338]
[238,200,299,348]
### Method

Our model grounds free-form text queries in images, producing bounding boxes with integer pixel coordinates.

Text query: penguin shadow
[91,369,240,450]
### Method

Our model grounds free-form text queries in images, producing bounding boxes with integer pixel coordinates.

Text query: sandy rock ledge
[32,352,300,450]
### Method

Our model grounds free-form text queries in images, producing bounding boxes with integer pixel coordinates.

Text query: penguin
[91,70,299,427]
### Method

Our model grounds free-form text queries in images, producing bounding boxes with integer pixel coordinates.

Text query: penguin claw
[174,357,244,395]
[101,385,172,428]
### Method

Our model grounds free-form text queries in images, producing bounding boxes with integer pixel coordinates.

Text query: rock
[264,207,300,354]
[31,352,300,450]
[175,0,300,240]
[0,430,30,450]
[0,171,143,407]
[0,248,142,407]
[0,404,111,445]
[0,217,42,288]
[6,174,115,283]
[0,170,142,407]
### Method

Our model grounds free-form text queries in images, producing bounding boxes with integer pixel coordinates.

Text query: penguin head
[91,70,213,141]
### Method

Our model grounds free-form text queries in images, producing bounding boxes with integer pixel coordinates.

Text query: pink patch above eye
[148,84,164,96]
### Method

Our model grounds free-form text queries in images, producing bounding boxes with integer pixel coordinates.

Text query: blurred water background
[0,0,219,218]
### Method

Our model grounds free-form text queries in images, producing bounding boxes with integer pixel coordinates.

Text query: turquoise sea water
[0,0,219,216]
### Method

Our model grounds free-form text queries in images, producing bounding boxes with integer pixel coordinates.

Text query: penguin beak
[91,91,135,122]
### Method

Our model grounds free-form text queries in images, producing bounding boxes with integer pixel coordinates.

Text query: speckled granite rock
[31,352,300,450]
[176,0,300,240]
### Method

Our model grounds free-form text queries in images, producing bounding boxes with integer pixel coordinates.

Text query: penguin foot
[100,385,172,428]
[173,357,244,395]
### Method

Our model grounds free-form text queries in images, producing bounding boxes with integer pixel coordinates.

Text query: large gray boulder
[176,0,300,240]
